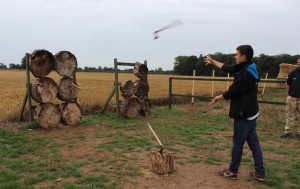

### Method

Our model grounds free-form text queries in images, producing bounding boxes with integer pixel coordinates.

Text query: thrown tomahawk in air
[153,20,183,39]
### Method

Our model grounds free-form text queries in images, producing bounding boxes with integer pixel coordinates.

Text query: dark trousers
[229,118,265,175]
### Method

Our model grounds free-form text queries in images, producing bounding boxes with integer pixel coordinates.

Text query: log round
[120,97,140,118]
[33,103,61,129]
[150,148,174,174]
[139,96,151,116]
[120,80,137,98]
[54,51,77,77]
[31,77,58,103]
[57,77,79,101]
[29,49,55,78]
[61,101,82,126]
[134,79,149,97]
[133,62,148,80]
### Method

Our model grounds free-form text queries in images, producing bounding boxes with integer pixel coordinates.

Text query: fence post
[169,78,172,109]
[191,69,195,105]
[261,73,268,97]
[211,70,215,97]
[226,73,230,90]
[114,58,119,116]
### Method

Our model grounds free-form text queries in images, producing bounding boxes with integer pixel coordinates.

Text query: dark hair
[236,45,253,61]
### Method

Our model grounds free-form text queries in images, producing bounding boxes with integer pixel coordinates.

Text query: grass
[1,101,299,188]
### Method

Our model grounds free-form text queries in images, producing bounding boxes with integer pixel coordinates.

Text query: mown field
[0,103,299,189]
[0,70,286,122]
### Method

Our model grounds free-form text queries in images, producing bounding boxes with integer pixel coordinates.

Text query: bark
[33,103,61,129]
[61,101,82,126]
[134,79,149,97]
[139,96,151,116]
[54,51,77,77]
[120,80,137,98]
[57,77,79,101]
[31,77,58,103]
[120,97,141,118]
[133,62,148,80]
[150,148,174,174]
[29,49,55,78]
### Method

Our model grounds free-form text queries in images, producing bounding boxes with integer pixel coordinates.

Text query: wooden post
[144,60,148,98]
[191,69,195,105]
[226,73,230,90]
[19,54,33,123]
[114,58,120,116]
[169,78,172,110]
[211,70,215,97]
[261,73,268,97]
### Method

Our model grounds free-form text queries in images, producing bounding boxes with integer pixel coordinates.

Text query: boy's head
[235,45,253,64]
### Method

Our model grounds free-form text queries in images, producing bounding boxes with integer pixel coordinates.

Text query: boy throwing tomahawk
[205,45,266,181]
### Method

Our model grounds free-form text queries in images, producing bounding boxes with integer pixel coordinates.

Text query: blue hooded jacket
[221,61,260,118]
[247,63,259,81]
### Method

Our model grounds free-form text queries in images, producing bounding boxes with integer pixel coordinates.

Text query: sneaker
[248,171,266,182]
[280,133,292,138]
[218,169,237,180]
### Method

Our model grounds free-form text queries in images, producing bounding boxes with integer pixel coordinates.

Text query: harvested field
[0,70,286,122]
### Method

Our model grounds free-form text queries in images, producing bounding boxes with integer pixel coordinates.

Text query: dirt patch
[30,125,265,188]
[122,143,260,189]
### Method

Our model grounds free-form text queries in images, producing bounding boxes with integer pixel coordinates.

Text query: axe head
[159,147,164,155]
[153,32,159,40]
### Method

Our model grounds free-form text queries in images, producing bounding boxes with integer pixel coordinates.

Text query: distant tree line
[1,57,173,74]
[1,53,298,77]
[173,53,299,78]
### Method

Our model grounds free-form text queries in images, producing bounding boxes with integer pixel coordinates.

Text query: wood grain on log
[29,49,55,78]
[54,51,77,77]
[150,148,174,174]
[31,77,58,103]
[33,103,61,129]
[61,101,82,126]
[120,80,137,98]
[134,79,149,97]
[133,62,148,80]
[120,97,140,118]
[57,77,79,101]
[138,96,151,116]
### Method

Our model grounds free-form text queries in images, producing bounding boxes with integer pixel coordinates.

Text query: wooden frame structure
[100,58,147,116]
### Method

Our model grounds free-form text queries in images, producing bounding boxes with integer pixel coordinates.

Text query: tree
[154,67,163,73]
[9,63,22,69]
[173,56,189,75]
[196,54,211,76]
[0,63,7,69]
[21,55,26,69]
[173,56,197,75]
[97,66,103,71]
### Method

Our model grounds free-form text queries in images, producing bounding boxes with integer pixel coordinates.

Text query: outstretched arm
[204,54,224,69]
[210,94,225,107]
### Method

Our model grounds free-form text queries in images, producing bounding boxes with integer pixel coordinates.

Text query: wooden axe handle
[147,123,163,148]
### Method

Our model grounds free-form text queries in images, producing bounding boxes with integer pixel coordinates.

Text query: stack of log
[120,62,151,118]
[29,49,82,129]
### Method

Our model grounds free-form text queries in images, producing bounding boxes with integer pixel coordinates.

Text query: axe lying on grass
[147,122,164,154]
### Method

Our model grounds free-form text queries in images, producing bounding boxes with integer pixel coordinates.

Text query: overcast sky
[1,0,299,70]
